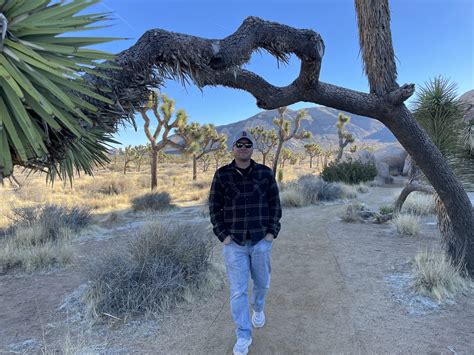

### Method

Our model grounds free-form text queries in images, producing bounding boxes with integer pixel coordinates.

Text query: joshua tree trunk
[193,154,197,181]
[309,156,313,169]
[272,141,284,174]
[151,148,158,190]
[394,183,435,214]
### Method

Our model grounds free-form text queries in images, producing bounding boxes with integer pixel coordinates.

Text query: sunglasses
[235,142,253,149]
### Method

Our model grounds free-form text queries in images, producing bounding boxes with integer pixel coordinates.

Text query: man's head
[231,130,255,162]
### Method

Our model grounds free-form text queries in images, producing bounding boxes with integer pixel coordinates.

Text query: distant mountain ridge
[216,106,397,150]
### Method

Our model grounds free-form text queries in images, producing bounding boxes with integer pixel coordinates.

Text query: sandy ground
[1,186,474,354]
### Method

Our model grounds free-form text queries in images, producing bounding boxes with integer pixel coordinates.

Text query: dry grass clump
[341,203,367,223]
[298,175,352,203]
[280,175,357,208]
[0,223,73,273]
[412,249,471,301]
[356,184,369,193]
[9,204,92,235]
[401,192,435,216]
[192,181,208,189]
[83,221,219,318]
[393,213,420,237]
[280,187,307,207]
[86,178,133,195]
[336,183,358,199]
[131,192,174,212]
[0,204,91,273]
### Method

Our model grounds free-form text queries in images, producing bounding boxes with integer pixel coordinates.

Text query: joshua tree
[4,1,473,272]
[249,125,278,166]
[140,91,187,190]
[201,154,211,172]
[174,123,226,180]
[122,145,138,175]
[212,146,231,171]
[272,107,312,174]
[335,113,355,163]
[134,144,150,172]
[304,143,322,169]
[279,147,294,169]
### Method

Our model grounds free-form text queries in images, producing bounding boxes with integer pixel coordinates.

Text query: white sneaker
[233,337,252,355]
[252,310,265,328]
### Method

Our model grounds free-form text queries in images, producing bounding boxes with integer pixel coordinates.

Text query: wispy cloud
[100,1,136,32]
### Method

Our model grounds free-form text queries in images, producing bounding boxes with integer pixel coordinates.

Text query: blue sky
[86,0,473,147]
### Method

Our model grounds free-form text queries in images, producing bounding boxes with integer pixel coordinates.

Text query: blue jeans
[223,238,273,340]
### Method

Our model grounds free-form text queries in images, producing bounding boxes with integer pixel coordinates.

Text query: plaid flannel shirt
[209,159,282,245]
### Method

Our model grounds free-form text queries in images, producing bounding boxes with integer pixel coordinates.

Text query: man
[209,130,282,355]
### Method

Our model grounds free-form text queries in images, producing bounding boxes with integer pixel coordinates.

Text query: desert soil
[1,186,473,354]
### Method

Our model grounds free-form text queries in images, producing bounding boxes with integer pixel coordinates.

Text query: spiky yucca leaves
[414,77,464,157]
[414,77,473,189]
[0,0,121,182]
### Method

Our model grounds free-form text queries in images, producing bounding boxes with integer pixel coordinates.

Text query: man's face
[233,138,253,161]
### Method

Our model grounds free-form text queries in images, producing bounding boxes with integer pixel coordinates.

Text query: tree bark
[393,183,435,214]
[193,155,197,181]
[272,141,283,174]
[309,156,313,169]
[151,148,158,190]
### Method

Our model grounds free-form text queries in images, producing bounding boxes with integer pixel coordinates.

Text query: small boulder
[374,146,408,175]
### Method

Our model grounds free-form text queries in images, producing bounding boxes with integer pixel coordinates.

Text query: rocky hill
[216,106,397,150]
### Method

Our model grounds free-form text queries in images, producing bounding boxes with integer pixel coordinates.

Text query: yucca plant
[0,0,122,183]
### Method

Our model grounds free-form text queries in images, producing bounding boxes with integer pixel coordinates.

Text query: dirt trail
[159,203,364,354]
[2,190,473,353]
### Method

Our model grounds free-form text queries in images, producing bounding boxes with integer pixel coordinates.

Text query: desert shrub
[91,178,131,195]
[336,183,358,199]
[298,175,345,202]
[9,204,91,238]
[341,203,368,223]
[321,160,377,184]
[401,192,435,216]
[412,250,471,301]
[0,224,73,273]
[83,221,217,318]
[379,205,394,215]
[280,187,307,208]
[192,181,207,189]
[393,213,420,237]
[356,184,369,193]
[134,175,151,189]
[131,192,173,212]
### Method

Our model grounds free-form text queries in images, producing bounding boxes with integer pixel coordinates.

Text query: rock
[375,161,393,184]
[373,146,408,174]
[341,149,375,165]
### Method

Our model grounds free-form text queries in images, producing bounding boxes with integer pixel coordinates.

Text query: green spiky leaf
[0,0,119,181]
